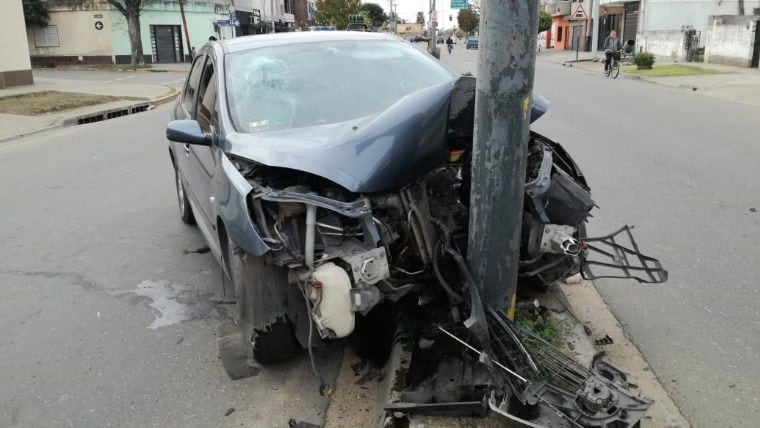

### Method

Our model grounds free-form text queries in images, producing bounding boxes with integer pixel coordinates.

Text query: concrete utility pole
[428,0,438,57]
[591,0,600,57]
[468,0,538,310]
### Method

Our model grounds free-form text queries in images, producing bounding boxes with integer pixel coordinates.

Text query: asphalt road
[442,46,760,426]
[0,107,340,427]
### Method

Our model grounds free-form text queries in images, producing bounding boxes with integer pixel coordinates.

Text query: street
[443,45,760,426]
[1,44,758,428]
[0,107,340,427]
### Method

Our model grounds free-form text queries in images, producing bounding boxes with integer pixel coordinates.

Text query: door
[154,25,176,63]
[174,55,206,217]
[752,21,760,68]
[186,58,219,224]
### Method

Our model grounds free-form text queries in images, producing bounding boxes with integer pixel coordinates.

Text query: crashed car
[167,32,666,423]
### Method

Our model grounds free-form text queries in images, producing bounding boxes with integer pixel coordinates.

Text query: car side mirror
[166,120,211,146]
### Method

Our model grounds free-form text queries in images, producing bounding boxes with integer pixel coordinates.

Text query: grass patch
[0,91,143,115]
[622,64,724,77]
[515,308,562,346]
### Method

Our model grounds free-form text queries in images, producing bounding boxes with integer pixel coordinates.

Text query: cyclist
[603,31,622,72]
[446,36,454,54]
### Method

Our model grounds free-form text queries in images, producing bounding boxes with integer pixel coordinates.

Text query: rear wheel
[174,166,195,224]
[612,62,620,79]
[226,240,299,365]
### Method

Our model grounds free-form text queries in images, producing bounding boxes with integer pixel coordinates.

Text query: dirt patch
[0,91,143,115]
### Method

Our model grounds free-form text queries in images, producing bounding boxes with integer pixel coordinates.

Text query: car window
[196,61,217,133]
[225,40,455,133]
[183,55,206,113]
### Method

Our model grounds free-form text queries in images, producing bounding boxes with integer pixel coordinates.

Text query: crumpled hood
[226,81,454,193]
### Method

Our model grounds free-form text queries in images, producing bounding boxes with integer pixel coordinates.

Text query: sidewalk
[540,49,760,107]
[0,76,177,142]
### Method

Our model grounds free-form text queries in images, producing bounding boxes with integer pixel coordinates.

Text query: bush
[633,52,656,69]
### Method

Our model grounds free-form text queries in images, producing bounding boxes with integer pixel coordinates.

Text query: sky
[363,0,464,31]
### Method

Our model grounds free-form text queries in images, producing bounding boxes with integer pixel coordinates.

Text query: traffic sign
[451,0,467,9]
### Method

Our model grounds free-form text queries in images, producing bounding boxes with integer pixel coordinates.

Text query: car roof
[221,31,400,54]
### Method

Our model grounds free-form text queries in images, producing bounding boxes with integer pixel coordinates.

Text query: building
[636,0,760,63]
[545,0,591,51]
[26,0,232,66]
[1,0,33,88]
[232,0,295,35]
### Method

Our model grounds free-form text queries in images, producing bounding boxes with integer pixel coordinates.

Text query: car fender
[216,154,271,256]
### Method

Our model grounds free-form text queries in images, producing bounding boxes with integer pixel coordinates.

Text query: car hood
[225,78,550,194]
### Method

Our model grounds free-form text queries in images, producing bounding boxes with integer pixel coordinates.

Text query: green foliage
[455,29,465,39]
[633,52,656,69]
[358,3,386,28]
[515,309,562,345]
[538,10,552,33]
[23,0,50,26]
[316,0,360,30]
[416,11,425,25]
[457,8,479,34]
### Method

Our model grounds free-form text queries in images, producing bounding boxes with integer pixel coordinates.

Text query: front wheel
[174,166,195,224]
[612,62,620,79]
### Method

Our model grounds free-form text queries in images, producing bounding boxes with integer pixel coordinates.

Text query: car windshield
[225,40,455,133]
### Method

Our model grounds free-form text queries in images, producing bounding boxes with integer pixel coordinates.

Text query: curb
[0,87,178,144]
[555,279,691,428]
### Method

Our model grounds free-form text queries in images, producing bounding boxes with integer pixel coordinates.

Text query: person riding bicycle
[603,31,622,72]
[446,36,454,54]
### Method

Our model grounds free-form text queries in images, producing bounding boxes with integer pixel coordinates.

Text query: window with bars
[34,25,60,48]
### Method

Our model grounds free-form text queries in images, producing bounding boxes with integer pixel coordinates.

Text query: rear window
[225,40,455,133]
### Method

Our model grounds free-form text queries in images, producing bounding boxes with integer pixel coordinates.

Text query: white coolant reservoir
[311,263,355,338]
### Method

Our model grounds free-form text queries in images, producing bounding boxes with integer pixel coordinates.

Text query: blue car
[466,37,479,49]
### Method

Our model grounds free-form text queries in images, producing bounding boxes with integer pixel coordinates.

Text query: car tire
[227,240,299,365]
[174,166,195,224]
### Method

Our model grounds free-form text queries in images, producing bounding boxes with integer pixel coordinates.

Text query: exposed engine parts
[231,128,666,426]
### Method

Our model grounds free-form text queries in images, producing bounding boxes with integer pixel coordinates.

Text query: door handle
[184,143,190,154]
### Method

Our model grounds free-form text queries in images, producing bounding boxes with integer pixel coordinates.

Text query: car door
[185,56,219,226]
[174,54,207,214]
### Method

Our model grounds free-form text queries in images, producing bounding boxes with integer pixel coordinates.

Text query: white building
[1,0,33,88]
[636,0,760,63]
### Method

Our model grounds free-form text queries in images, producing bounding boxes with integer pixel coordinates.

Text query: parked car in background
[466,37,479,49]
[437,36,444,44]
[309,25,336,31]
[411,35,429,42]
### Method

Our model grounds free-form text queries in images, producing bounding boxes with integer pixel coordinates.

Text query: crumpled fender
[217,154,270,256]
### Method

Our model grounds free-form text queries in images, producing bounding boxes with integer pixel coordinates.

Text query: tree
[107,0,145,66]
[359,3,386,28]
[538,10,552,33]
[22,0,50,27]
[316,0,360,30]
[416,11,425,25]
[457,8,479,34]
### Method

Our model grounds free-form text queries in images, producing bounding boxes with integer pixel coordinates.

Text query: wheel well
[218,218,231,279]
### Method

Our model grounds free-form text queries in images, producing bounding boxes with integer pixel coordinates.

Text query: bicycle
[605,51,621,79]
[447,43,453,55]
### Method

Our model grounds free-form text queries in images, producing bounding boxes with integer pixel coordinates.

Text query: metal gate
[623,2,639,45]
[683,28,701,62]
[597,14,622,50]
[151,25,183,63]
